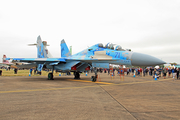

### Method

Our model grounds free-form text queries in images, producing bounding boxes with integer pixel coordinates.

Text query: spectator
[154,68,157,76]
[143,68,146,77]
[168,68,172,77]
[0,70,2,76]
[14,68,18,74]
[150,67,153,76]
[146,68,148,75]
[132,68,134,75]
[177,68,179,79]
[124,68,127,75]
[172,67,176,80]
[127,68,129,75]
[138,68,141,76]
[159,68,162,77]
[163,67,167,79]
[30,69,33,75]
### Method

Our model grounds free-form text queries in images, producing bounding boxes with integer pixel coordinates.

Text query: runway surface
[0,73,180,120]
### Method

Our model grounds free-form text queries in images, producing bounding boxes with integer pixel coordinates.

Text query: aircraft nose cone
[131,52,166,66]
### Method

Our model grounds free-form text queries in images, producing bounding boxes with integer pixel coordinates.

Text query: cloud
[0,0,180,64]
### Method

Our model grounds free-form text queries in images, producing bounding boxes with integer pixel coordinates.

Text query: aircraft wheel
[48,73,54,80]
[74,72,80,79]
[77,72,80,79]
[91,76,96,82]
[91,76,94,81]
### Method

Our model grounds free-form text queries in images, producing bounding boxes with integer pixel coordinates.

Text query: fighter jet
[9,38,166,81]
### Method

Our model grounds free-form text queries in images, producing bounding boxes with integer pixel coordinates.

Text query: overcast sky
[0,0,180,64]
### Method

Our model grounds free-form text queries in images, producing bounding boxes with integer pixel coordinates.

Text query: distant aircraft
[8,38,166,81]
[0,55,13,67]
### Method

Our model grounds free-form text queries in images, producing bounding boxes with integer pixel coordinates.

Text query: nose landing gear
[91,75,97,82]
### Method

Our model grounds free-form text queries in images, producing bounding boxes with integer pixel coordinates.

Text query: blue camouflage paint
[68,43,131,65]
[61,39,71,57]
[12,43,132,67]
[10,39,166,73]
[36,36,49,72]
[13,58,36,61]
[37,64,43,72]
[37,42,45,58]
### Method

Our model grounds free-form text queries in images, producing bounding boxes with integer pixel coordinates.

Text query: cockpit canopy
[98,43,125,51]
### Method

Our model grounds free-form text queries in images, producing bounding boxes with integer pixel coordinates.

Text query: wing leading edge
[12,58,66,65]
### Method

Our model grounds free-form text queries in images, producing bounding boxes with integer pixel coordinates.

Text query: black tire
[77,72,80,79]
[91,76,96,82]
[91,76,95,82]
[74,72,80,79]
[94,77,96,82]
[48,73,53,80]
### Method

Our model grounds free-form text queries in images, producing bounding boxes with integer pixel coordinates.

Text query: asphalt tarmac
[0,72,180,120]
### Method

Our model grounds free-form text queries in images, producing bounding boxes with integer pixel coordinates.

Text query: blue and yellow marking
[67,79,113,85]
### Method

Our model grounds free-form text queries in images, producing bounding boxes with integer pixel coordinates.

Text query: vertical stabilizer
[61,39,71,57]
[36,35,46,72]
[69,46,72,55]
[37,36,48,58]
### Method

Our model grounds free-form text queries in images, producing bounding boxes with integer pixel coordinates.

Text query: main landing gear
[74,72,80,79]
[91,67,97,82]
[48,66,54,80]
[48,73,54,80]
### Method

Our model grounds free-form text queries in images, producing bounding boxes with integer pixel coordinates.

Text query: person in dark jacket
[172,67,176,80]
[168,68,172,77]
[177,68,179,79]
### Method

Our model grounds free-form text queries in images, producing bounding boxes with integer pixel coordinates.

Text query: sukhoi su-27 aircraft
[9,36,166,81]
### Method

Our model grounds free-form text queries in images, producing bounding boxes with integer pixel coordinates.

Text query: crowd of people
[1,65,180,80]
[94,67,180,80]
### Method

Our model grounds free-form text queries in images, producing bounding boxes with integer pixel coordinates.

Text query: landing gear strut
[74,72,80,79]
[91,67,97,82]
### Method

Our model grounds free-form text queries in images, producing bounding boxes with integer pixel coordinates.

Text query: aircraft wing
[10,57,117,63]
[13,63,37,69]
[8,57,117,71]
[0,63,10,67]
[0,63,13,65]
[11,58,66,64]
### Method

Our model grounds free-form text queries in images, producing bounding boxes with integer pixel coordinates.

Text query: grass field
[0,69,64,77]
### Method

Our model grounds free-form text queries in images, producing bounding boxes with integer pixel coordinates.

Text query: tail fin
[61,39,71,57]
[36,36,53,58]
[2,55,9,63]
[37,36,47,58]
[36,36,48,72]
